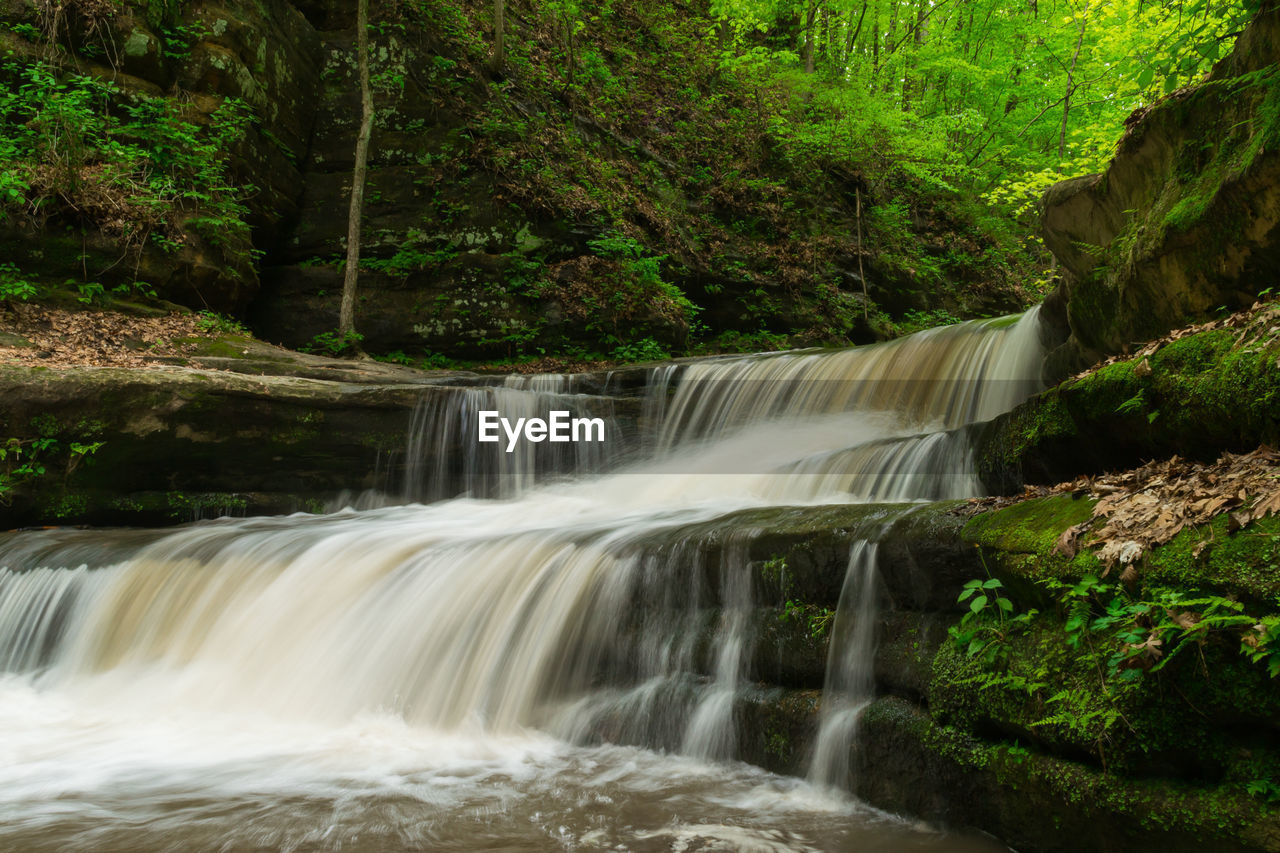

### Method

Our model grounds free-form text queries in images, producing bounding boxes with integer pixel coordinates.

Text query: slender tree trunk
[883,0,898,93]
[871,20,879,75]
[491,0,505,73]
[847,0,868,66]
[1058,9,1087,159]
[903,0,927,109]
[340,0,373,340]
[856,188,868,320]
[803,0,818,73]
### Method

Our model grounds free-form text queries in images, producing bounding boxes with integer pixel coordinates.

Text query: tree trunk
[340,0,373,341]
[803,0,818,73]
[1058,9,1087,159]
[491,0,505,73]
[856,188,868,320]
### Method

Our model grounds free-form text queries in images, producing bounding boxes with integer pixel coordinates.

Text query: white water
[0,310,1044,851]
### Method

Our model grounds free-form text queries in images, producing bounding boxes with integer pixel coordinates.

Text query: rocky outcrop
[973,303,1280,492]
[1040,2,1280,372]
[0,343,640,527]
[0,362,424,526]
[710,497,1280,853]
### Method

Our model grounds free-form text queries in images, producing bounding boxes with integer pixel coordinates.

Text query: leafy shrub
[0,60,254,263]
[301,329,365,356]
[195,311,250,336]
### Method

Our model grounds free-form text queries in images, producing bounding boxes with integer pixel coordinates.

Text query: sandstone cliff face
[1040,2,1280,372]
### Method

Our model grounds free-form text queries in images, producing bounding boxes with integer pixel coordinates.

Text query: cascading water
[0,310,1045,852]
[401,376,623,501]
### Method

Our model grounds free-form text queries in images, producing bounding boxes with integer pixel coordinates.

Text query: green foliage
[1246,778,1280,804]
[948,577,1037,664]
[695,329,791,355]
[0,428,103,506]
[781,599,835,640]
[362,243,458,274]
[894,309,961,337]
[610,337,669,363]
[710,0,1258,236]
[1043,575,1280,681]
[0,437,53,504]
[195,311,250,336]
[763,555,835,639]
[0,58,255,264]
[586,230,700,328]
[301,329,365,357]
[0,262,39,302]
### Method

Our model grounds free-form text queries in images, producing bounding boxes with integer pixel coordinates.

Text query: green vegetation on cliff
[1,0,1267,365]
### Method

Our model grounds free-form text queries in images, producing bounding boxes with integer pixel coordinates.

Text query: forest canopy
[703,0,1261,212]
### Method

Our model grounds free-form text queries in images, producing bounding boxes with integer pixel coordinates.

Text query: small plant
[0,263,39,302]
[586,231,700,331]
[195,311,249,336]
[896,308,961,336]
[374,350,415,366]
[74,280,105,304]
[1246,778,1280,804]
[0,431,102,505]
[301,329,364,357]
[611,337,669,363]
[781,599,836,640]
[418,350,458,370]
[949,577,1036,663]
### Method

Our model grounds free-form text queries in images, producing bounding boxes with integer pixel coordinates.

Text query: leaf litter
[969,447,1280,575]
[963,298,1280,575]
[0,304,205,368]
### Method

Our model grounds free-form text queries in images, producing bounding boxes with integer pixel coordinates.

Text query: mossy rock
[977,324,1280,491]
[855,695,1280,853]
[1040,7,1280,368]
[963,494,1280,604]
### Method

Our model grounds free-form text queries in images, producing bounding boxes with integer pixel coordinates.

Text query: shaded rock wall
[0,0,323,310]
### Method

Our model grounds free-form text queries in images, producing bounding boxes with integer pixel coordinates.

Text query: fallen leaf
[1054,522,1090,558]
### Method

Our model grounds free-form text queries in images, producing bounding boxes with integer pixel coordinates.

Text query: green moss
[962,495,1107,592]
[165,491,248,520]
[964,488,1280,605]
[42,492,88,519]
[176,335,258,359]
[979,316,1280,487]
[0,331,34,348]
[864,695,1277,841]
[963,494,1095,556]
[1144,513,1280,604]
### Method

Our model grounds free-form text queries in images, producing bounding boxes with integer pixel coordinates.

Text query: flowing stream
[0,310,1045,852]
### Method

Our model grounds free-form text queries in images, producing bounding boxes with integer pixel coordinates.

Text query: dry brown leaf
[1097,539,1145,567]
[0,306,206,369]
[1054,521,1090,559]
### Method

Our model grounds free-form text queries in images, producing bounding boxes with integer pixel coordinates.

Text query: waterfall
[0,309,1046,850]
[807,539,883,789]
[399,377,624,501]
